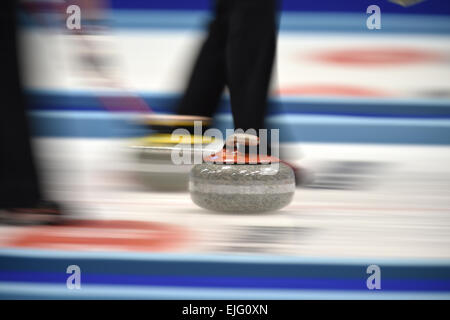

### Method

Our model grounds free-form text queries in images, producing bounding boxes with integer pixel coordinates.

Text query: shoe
[0,200,65,226]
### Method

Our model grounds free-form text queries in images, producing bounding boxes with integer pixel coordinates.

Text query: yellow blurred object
[143,114,211,127]
[388,0,426,7]
[134,133,215,146]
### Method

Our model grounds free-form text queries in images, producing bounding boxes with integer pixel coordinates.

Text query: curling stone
[189,133,296,212]
[130,114,221,191]
[132,133,220,191]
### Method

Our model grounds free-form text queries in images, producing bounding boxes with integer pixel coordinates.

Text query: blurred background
[0,0,449,299]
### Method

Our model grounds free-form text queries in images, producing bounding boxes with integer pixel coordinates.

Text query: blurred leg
[176,0,229,118]
[0,0,42,209]
[226,0,278,132]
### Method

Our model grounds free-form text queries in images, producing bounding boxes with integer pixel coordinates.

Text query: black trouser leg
[226,0,277,133]
[176,1,228,118]
[176,0,278,135]
[0,0,42,208]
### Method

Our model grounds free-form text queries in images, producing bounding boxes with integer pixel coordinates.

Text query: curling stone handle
[225,133,259,149]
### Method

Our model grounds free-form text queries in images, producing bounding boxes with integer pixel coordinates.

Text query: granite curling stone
[132,133,219,191]
[189,134,296,213]
[130,114,218,191]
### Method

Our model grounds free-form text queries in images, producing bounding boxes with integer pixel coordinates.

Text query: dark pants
[0,0,42,208]
[177,0,278,132]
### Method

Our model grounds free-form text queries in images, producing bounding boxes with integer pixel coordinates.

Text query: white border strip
[1,283,449,300]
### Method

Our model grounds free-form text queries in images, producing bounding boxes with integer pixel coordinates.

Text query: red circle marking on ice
[312,48,442,66]
[9,220,189,252]
[277,85,390,97]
